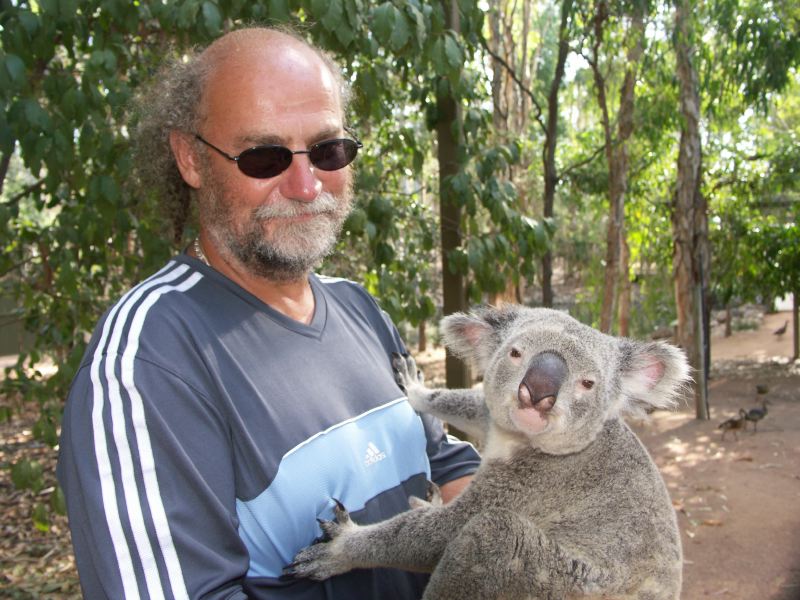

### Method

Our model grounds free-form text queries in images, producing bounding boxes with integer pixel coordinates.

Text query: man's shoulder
[314,273,377,304]
[315,273,364,292]
[80,259,206,361]
[107,258,204,318]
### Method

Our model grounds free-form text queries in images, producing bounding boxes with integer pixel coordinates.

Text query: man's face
[195,39,354,281]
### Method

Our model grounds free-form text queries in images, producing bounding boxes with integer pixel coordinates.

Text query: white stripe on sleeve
[90,262,200,599]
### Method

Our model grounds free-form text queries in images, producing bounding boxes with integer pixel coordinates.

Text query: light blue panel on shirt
[236,398,431,578]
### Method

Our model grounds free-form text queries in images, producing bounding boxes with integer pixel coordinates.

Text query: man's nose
[278,154,322,201]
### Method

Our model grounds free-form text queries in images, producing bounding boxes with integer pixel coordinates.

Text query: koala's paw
[409,480,442,509]
[391,352,427,409]
[284,500,358,581]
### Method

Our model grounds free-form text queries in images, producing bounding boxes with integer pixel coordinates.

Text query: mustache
[252,191,341,220]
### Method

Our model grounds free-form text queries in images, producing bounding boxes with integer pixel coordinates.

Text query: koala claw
[284,499,357,581]
[409,480,443,509]
[392,352,424,394]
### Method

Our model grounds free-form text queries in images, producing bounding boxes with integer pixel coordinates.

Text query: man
[57,27,479,600]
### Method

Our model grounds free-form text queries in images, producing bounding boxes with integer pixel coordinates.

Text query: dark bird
[773,320,789,336]
[755,383,769,396]
[744,401,770,433]
[718,410,747,441]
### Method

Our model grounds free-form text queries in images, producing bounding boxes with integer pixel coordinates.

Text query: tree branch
[0,256,36,280]
[1,179,46,206]
[479,37,546,134]
[558,144,607,182]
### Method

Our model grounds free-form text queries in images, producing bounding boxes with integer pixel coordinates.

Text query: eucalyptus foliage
[0,0,550,462]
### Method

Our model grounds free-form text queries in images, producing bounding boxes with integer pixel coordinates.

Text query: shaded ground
[1,310,797,599]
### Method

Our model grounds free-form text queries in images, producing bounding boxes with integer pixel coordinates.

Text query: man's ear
[169,130,203,189]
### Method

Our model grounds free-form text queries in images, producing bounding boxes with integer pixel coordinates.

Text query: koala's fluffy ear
[440,305,522,374]
[617,340,691,418]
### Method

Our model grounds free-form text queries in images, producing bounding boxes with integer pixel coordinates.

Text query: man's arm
[439,475,472,504]
[57,360,249,600]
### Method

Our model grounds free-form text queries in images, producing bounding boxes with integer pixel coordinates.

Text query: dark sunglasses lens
[237,146,293,178]
[309,139,359,171]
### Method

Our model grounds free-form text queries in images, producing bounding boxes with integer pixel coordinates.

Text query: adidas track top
[57,256,480,599]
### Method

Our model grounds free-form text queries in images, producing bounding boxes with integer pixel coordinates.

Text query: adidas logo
[364,442,387,467]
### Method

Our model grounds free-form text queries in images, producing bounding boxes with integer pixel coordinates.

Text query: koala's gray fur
[287,306,690,600]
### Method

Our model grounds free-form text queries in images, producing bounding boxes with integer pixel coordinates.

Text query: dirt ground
[1,310,798,599]
[631,310,800,599]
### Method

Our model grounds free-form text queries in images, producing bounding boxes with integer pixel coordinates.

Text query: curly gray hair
[131,26,352,245]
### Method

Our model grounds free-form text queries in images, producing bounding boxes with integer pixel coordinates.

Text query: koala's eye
[510,348,522,359]
[581,379,595,390]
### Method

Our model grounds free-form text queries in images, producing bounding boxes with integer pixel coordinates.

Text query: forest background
[0,0,799,578]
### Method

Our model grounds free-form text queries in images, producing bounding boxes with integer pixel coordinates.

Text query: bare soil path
[1,310,798,599]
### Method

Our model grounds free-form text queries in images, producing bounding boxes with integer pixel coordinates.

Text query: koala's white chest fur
[482,425,528,462]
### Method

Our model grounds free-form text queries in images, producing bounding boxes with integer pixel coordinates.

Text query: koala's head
[441,305,690,455]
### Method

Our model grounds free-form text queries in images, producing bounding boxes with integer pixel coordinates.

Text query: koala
[286,305,690,600]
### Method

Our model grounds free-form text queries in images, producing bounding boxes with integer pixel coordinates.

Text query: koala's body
[287,306,690,600]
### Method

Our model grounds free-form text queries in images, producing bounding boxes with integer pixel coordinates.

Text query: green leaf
[430,38,447,75]
[268,0,291,21]
[177,0,200,28]
[320,0,345,33]
[11,459,44,493]
[390,9,411,51]
[51,485,67,515]
[32,502,50,532]
[444,34,463,70]
[18,10,40,36]
[23,99,52,131]
[406,3,427,47]
[4,54,27,86]
[371,2,396,46]
[33,415,59,447]
[335,24,356,48]
[202,1,222,35]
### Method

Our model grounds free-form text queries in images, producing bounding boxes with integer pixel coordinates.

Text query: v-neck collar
[181,254,328,340]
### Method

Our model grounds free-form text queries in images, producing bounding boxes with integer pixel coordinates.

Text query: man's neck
[193,237,316,325]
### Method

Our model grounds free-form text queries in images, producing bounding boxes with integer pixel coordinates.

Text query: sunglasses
[194,132,363,179]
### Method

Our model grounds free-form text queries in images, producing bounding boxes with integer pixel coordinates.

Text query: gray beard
[200,185,353,283]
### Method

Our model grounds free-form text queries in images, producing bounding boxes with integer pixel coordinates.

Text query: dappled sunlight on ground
[629,369,800,599]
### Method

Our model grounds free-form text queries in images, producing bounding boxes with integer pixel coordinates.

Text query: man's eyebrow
[236,133,283,147]
[236,127,344,148]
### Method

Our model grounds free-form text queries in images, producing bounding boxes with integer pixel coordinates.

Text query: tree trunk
[592,1,642,334]
[725,303,732,337]
[418,320,427,354]
[541,0,573,308]
[673,0,710,420]
[437,0,470,391]
[793,293,799,361]
[618,233,631,337]
[488,8,507,134]
[0,147,11,197]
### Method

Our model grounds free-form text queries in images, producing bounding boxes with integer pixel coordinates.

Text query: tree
[672,0,710,419]
[1,0,553,465]
[674,0,800,418]
[581,0,646,334]
[483,0,578,308]
[758,223,800,360]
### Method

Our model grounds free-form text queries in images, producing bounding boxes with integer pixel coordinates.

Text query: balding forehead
[201,28,297,65]
[199,28,339,82]
[197,28,342,112]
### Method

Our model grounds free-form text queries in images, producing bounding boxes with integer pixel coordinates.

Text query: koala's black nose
[518,352,568,413]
